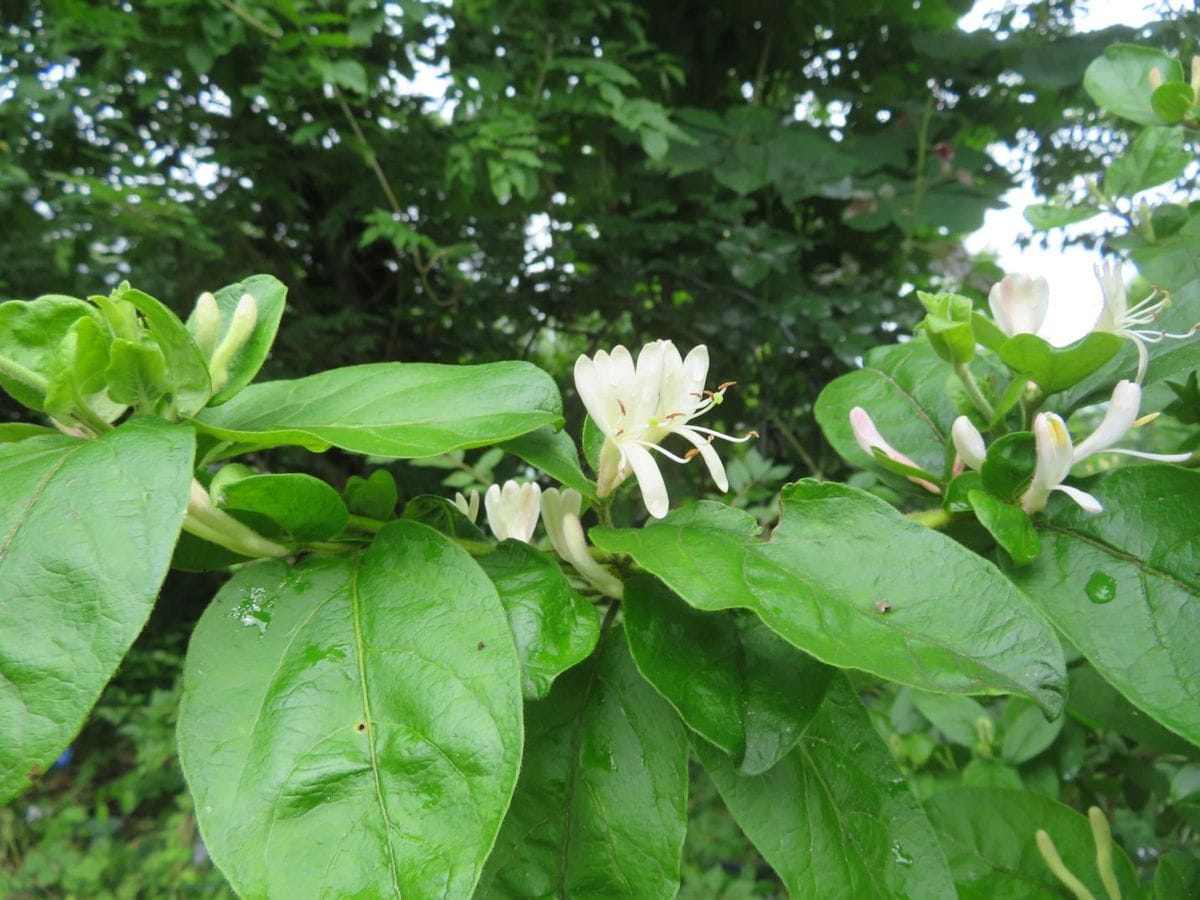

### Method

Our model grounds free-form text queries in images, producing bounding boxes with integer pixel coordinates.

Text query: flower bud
[207,293,258,392]
[191,292,221,358]
[988,274,1048,337]
[541,487,622,598]
[484,480,542,543]
[849,407,940,493]
[453,490,480,523]
[951,416,987,471]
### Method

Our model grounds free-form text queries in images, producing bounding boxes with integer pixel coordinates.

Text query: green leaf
[997,332,1122,395]
[344,468,398,520]
[178,521,523,898]
[1151,81,1196,125]
[1104,127,1190,197]
[1023,202,1103,231]
[814,341,962,475]
[0,418,194,802]
[402,494,488,542]
[623,576,831,775]
[910,690,990,749]
[593,483,1067,716]
[980,432,1036,503]
[1007,465,1200,746]
[43,315,122,421]
[695,675,956,898]
[1083,43,1184,126]
[0,295,103,410]
[968,490,1041,565]
[1144,279,1200,384]
[115,286,213,417]
[475,541,601,699]
[925,786,1139,898]
[188,274,287,406]
[1155,854,1200,898]
[500,425,596,498]
[0,423,56,443]
[217,473,349,542]
[104,338,169,409]
[1000,698,1064,764]
[1067,664,1197,755]
[476,629,689,898]
[194,361,562,457]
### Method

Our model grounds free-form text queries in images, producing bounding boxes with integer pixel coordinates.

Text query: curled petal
[677,427,729,492]
[624,443,670,519]
[1073,380,1141,462]
[1052,484,1104,514]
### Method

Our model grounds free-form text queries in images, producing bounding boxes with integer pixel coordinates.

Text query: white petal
[625,443,670,518]
[1052,484,1104,514]
[484,483,508,540]
[1104,448,1194,463]
[951,416,987,470]
[988,274,1048,336]
[1033,413,1075,487]
[559,513,623,598]
[574,354,612,433]
[1073,380,1140,462]
[677,427,729,492]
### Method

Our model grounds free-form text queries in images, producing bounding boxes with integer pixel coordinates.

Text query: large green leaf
[217,472,349,542]
[814,340,980,475]
[0,418,194,802]
[188,274,287,405]
[1067,664,1196,756]
[594,483,1067,716]
[696,675,955,899]
[194,361,562,457]
[623,575,831,775]
[476,541,601,699]
[997,332,1121,396]
[1083,43,1184,126]
[1103,126,1190,198]
[178,521,524,898]
[476,629,689,898]
[925,786,1139,898]
[1007,465,1200,747]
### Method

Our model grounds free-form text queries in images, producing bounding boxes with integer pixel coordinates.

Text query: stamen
[684,448,700,460]
[635,440,693,464]
[1134,412,1159,427]
[664,412,685,420]
[717,380,737,390]
[617,399,627,415]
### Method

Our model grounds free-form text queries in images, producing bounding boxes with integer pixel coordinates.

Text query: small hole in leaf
[356,722,367,732]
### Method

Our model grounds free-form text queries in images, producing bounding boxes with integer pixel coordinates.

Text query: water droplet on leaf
[1085,571,1117,605]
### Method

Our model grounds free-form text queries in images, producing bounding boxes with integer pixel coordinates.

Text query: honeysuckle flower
[453,490,480,523]
[484,480,542,542]
[951,416,987,471]
[574,340,754,519]
[1092,260,1197,382]
[1020,380,1192,514]
[988,273,1049,337]
[848,406,940,493]
[541,487,623,599]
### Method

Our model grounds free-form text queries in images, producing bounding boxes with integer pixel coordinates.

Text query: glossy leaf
[1083,43,1184,126]
[0,295,102,410]
[623,575,831,775]
[476,630,689,898]
[980,432,1036,503]
[696,675,955,899]
[475,540,601,699]
[402,494,489,542]
[344,469,398,521]
[1008,465,1200,746]
[499,425,595,498]
[0,418,194,802]
[189,274,287,405]
[997,332,1121,395]
[194,361,562,457]
[116,286,212,417]
[178,521,524,898]
[1000,698,1064,764]
[925,786,1139,898]
[217,472,349,542]
[1151,81,1196,125]
[1067,665,1196,755]
[594,482,1067,716]
[969,489,1041,565]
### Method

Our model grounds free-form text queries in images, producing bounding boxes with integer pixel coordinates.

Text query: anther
[718,380,737,390]
[617,399,627,415]
[684,448,700,460]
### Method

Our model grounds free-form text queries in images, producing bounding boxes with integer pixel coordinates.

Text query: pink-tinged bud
[988,274,1049,336]
[951,416,987,471]
[848,407,940,493]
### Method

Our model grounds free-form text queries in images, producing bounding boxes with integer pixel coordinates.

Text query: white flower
[541,487,623,598]
[574,340,753,519]
[453,490,480,523]
[484,480,542,542]
[989,274,1049,337]
[951,416,987,471]
[1093,260,1197,382]
[848,406,940,493]
[1021,380,1191,514]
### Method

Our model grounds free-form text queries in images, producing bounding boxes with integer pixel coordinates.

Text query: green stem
[347,513,386,534]
[0,355,48,401]
[954,363,995,422]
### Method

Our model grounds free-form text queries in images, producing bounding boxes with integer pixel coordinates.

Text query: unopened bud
[207,293,259,392]
[453,490,480,523]
[1191,55,1200,93]
[1149,67,1164,92]
[191,292,221,358]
